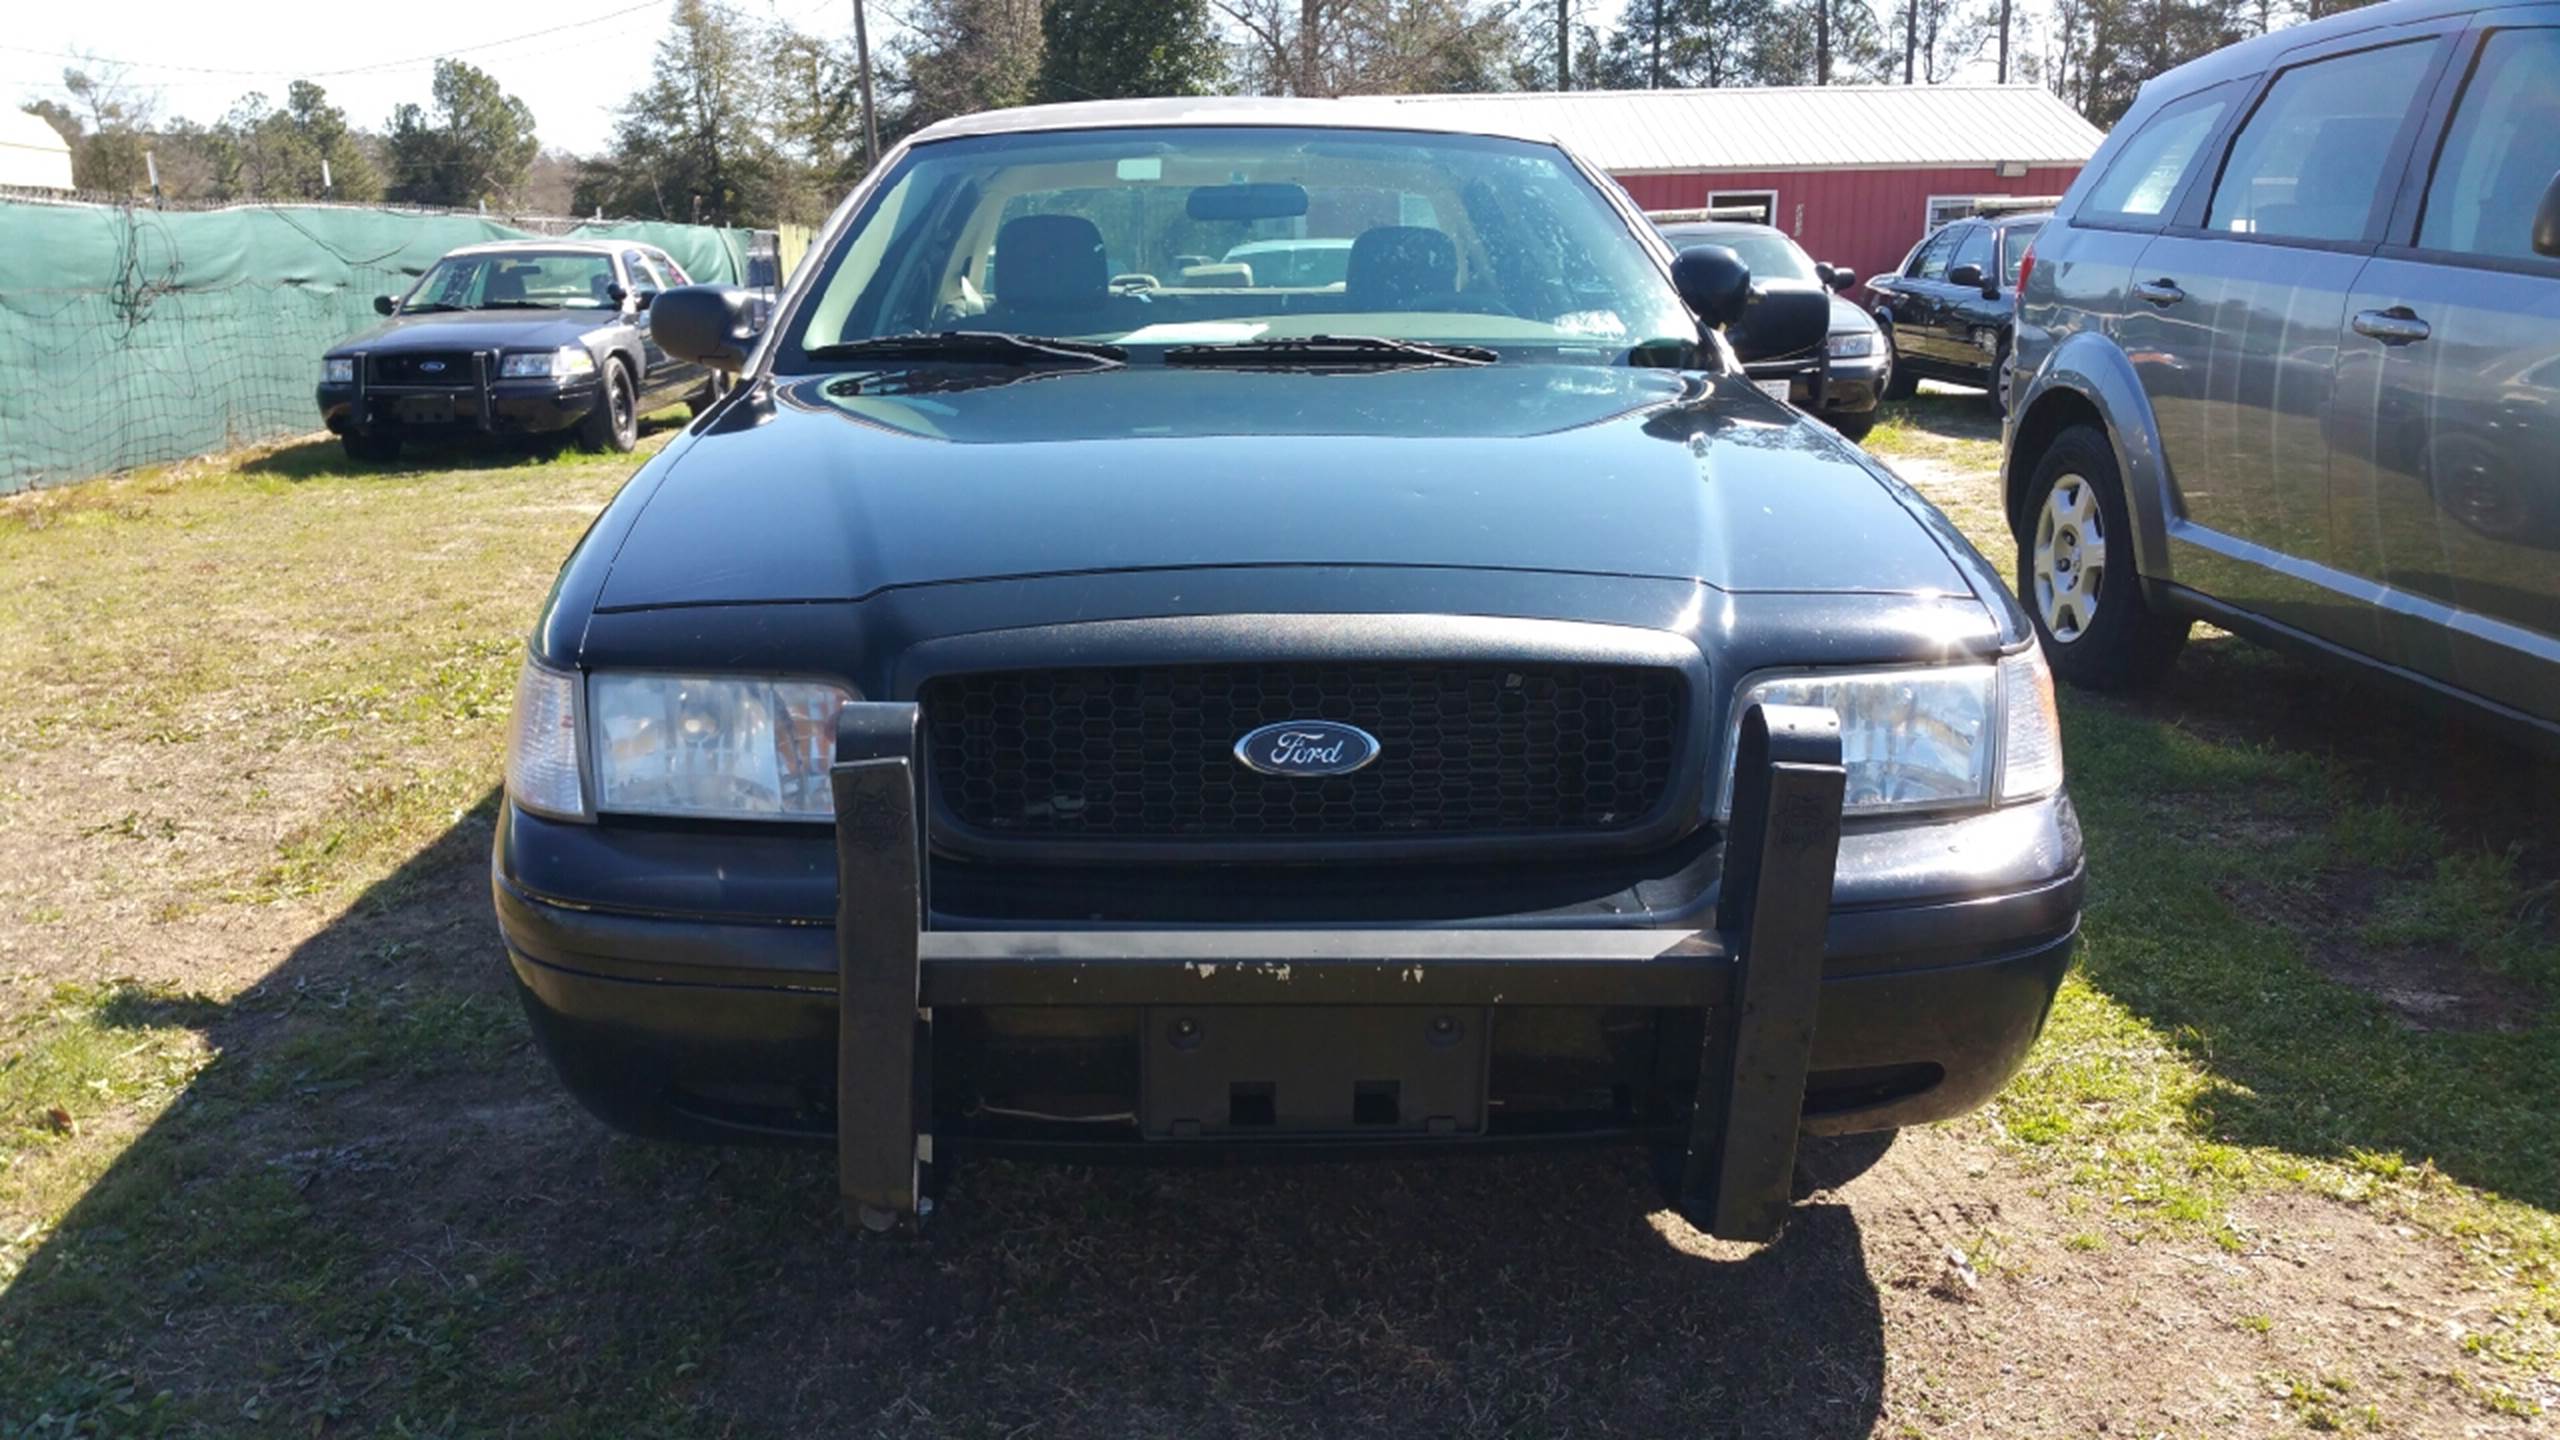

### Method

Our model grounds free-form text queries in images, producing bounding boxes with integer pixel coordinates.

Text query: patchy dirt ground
[1,399,2553,1437]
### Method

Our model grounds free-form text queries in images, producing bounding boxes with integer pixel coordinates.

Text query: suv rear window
[2205,41,2434,243]
[2076,86,2233,226]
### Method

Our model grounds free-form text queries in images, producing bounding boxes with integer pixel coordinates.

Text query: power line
[0,0,670,81]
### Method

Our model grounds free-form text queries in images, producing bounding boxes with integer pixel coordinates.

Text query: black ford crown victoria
[497,100,2083,1239]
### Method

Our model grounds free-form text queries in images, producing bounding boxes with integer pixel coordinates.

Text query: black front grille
[368,351,480,387]
[922,662,1683,846]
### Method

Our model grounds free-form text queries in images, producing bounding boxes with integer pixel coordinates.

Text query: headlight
[322,357,355,384]
[1824,331,1875,359]
[590,674,850,820]
[1722,645,2063,817]
[506,657,587,820]
[499,346,597,379]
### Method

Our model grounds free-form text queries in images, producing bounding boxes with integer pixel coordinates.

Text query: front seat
[984,214,1124,335]
[484,267,529,305]
[1344,226,1459,311]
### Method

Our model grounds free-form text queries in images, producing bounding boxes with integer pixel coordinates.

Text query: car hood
[330,308,618,354]
[1828,293,1875,334]
[593,363,1973,609]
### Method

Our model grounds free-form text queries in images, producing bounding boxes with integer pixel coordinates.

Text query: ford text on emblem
[420,360,446,373]
[1233,720,1381,778]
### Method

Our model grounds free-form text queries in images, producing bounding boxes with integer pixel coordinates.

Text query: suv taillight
[2014,243,2037,310]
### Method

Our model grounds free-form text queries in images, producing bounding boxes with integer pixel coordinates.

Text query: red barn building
[1384,85,2103,290]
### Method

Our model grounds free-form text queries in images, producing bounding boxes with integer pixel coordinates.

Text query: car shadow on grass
[238,413,690,483]
[1,791,1889,1438]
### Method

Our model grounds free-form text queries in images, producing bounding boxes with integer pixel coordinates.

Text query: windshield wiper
[479,299,563,310]
[1162,334,1497,368]
[801,331,1127,368]
[398,302,462,314]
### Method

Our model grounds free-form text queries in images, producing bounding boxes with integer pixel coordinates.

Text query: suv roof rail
[1644,206,1771,223]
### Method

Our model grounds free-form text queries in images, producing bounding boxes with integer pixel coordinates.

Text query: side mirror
[1948,262,1985,289]
[374,295,397,316]
[1828,266,1858,294]
[1727,285,1834,365]
[631,290,654,312]
[653,284,759,372]
[2536,170,2560,258]
[1672,244,1752,328]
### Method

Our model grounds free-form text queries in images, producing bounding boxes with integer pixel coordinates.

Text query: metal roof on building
[1382,84,2105,174]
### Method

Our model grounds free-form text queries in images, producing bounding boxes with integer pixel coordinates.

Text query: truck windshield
[779,125,1699,369]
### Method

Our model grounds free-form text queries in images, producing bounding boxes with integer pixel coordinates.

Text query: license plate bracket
[395,394,460,423]
[1141,1005,1489,1139]
[1753,377,1793,402]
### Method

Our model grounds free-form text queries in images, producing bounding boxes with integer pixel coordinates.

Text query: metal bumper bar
[829,700,1845,1242]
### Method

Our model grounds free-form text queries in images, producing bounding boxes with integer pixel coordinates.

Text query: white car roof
[439,239,627,259]
[905,95,1563,149]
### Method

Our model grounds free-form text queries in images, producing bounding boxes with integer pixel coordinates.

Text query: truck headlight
[506,657,588,820]
[321,357,355,384]
[1721,645,2062,817]
[1824,332,1875,359]
[499,346,596,379]
[590,674,851,820]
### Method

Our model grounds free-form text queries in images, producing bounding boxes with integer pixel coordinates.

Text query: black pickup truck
[494,100,2082,1241]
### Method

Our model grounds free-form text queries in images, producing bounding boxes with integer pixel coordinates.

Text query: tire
[2016,424,2188,691]
[686,370,731,419]
[340,430,399,464]
[1826,410,1877,442]
[580,358,638,453]
[1881,332,1919,400]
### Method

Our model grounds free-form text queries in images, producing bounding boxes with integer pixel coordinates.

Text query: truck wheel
[1827,410,1876,442]
[340,430,400,464]
[580,358,638,454]
[686,371,731,419]
[1881,334,1918,400]
[2017,425,2187,691]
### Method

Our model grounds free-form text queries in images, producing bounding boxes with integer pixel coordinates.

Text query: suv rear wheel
[2018,424,2187,690]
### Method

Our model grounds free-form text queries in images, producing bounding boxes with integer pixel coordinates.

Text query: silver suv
[2005,0,2560,740]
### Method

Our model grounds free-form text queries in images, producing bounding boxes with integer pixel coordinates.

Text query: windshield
[779,126,1698,368]
[403,251,618,312]
[1659,227,1819,285]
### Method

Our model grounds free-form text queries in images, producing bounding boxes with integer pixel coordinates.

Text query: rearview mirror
[1672,244,1752,328]
[2537,170,2560,258]
[652,285,760,372]
[374,295,397,316]
[1187,183,1309,222]
[1727,286,1833,365]
[1948,263,1985,288]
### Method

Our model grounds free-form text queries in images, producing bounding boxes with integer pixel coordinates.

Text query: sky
[3,0,868,156]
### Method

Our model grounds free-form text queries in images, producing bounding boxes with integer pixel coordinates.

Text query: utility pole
[1557,0,1570,89]
[852,0,880,174]
[1997,0,2013,82]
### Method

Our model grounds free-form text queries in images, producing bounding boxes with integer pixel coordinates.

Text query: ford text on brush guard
[493,99,2083,1238]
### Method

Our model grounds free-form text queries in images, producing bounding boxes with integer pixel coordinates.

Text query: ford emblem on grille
[419,360,446,373]
[1233,720,1381,778]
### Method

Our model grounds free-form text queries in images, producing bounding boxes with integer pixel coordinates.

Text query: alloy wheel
[2033,474,2105,642]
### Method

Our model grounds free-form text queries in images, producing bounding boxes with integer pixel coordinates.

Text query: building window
[1708,189,1777,225]
[1925,194,1981,230]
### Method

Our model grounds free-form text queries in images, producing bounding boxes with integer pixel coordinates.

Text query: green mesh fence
[0,199,758,494]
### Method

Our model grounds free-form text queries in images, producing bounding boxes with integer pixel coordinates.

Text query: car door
[2330,13,2560,719]
[1878,225,1959,363]
[619,249,681,401]
[1937,222,2001,373]
[2114,24,2456,652]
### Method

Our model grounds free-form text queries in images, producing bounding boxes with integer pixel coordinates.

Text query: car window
[2001,223,2045,286]
[2416,27,2560,261]
[1658,227,1819,284]
[2077,87,2234,226]
[621,250,664,298]
[1909,227,1958,280]
[784,125,1697,363]
[404,250,618,311]
[1950,224,1994,278]
[2205,41,2435,243]
[647,248,692,286]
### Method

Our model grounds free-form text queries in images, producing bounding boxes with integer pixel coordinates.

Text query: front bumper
[498,701,2082,1241]
[1817,347,1887,416]
[318,377,599,437]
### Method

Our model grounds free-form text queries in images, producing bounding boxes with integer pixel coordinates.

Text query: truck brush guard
[828,700,1847,1243]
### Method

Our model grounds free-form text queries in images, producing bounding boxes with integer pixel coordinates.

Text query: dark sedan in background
[1655,216,1889,439]
[1870,210,2048,414]
[318,240,724,463]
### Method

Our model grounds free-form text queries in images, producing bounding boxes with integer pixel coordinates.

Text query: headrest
[993,214,1109,310]
[484,267,529,303]
[1345,226,1458,308]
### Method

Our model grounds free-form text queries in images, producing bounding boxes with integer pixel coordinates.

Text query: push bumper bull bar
[828,698,1848,1243]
